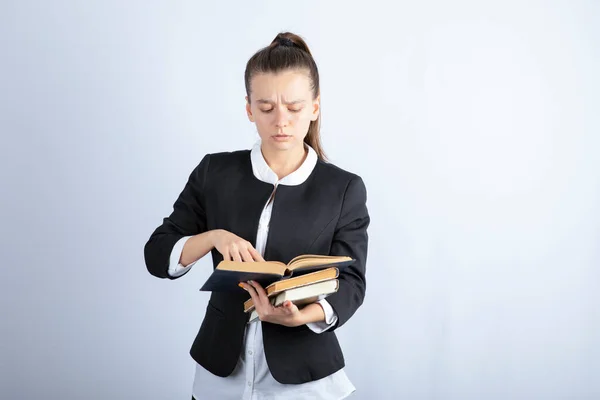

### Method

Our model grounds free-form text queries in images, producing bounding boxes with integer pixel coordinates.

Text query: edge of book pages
[287,255,353,270]
[247,279,339,323]
[243,267,339,313]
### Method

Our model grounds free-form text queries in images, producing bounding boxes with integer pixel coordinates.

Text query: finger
[249,247,265,262]
[243,287,263,316]
[231,245,242,262]
[283,300,298,314]
[223,248,231,262]
[241,282,258,301]
[247,280,268,298]
[240,247,254,263]
[277,299,295,310]
[247,280,272,311]
[281,300,292,311]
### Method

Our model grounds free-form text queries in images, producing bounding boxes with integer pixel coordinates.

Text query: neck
[261,143,307,180]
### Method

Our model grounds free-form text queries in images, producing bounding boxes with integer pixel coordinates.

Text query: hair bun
[277,37,295,47]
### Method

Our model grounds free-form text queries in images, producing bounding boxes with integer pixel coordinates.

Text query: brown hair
[244,32,326,161]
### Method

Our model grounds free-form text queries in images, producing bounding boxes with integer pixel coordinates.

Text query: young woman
[144,32,370,399]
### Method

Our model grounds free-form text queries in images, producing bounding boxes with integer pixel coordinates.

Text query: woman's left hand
[240,280,304,327]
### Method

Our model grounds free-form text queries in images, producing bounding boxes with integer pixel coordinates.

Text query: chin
[265,136,299,150]
[273,141,295,149]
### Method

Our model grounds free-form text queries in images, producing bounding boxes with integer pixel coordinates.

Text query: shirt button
[248,350,253,355]
[247,381,252,387]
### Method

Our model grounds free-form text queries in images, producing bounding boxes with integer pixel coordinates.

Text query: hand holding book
[239,280,305,327]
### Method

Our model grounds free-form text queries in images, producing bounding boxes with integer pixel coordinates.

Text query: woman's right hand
[210,229,264,262]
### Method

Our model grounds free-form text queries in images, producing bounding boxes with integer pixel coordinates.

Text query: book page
[287,255,352,270]
[217,260,288,275]
[266,267,339,295]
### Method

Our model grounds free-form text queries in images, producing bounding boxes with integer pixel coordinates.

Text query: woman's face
[246,69,319,154]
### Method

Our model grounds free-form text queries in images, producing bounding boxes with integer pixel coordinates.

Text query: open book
[199,254,353,292]
[247,279,339,323]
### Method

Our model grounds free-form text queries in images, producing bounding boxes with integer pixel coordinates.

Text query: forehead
[250,70,312,102]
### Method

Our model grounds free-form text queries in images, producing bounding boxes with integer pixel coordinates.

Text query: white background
[1,1,598,399]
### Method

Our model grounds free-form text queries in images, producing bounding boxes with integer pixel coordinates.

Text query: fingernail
[238,283,245,289]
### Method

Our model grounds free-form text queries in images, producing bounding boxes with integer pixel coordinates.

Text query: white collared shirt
[168,140,355,399]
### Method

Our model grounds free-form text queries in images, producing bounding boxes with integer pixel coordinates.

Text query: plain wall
[1,1,598,399]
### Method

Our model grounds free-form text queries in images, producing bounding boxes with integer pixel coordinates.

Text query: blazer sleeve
[144,154,210,279]
[326,175,370,331]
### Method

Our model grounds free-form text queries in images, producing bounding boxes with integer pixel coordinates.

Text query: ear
[245,96,255,122]
[310,95,320,121]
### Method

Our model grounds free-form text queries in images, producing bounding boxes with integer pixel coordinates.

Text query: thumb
[285,301,298,312]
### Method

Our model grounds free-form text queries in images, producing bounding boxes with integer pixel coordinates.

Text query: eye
[259,107,302,114]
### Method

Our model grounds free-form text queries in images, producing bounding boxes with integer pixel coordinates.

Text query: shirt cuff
[306,299,338,334]
[168,236,197,278]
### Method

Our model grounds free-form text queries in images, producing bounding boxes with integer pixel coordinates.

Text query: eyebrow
[256,99,306,105]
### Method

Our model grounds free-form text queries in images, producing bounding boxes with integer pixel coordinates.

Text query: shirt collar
[250,139,317,186]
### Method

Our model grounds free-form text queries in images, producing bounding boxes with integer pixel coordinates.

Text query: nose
[274,108,289,128]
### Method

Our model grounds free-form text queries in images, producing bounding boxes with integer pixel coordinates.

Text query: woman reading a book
[144,32,370,399]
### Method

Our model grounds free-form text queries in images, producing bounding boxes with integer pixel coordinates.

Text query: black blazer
[144,149,370,384]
